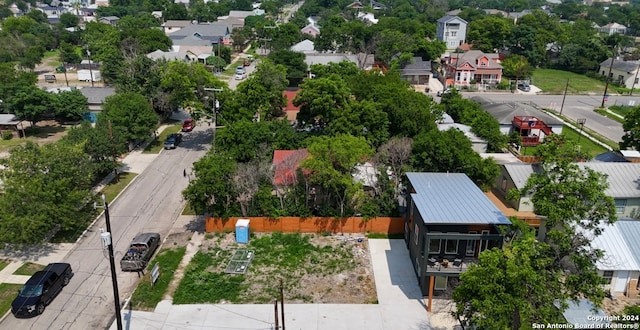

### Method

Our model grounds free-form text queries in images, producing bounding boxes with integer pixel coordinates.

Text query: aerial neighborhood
[1,0,640,328]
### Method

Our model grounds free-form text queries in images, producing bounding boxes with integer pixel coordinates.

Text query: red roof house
[273,149,308,186]
[282,89,301,123]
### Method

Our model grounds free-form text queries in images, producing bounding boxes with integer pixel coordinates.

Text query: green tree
[10,86,52,126]
[164,3,189,20]
[302,134,374,217]
[327,99,390,147]
[294,74,351,130]
[501,55,533,81]
[59,12,80,28]
[411,129,499,190]
[621,106,640,151]
[466,16,513,52]
[267,49,307,86]
[235,60,288,121]
[53,89,88,121]
[58,41,82,64]
[453,219,566,329]
[99,92,158,144]
[0,142,96,244]
[183,152,238,217]
[62,121,124,176]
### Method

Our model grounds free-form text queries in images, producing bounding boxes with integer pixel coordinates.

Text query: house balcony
[426,257,477,275]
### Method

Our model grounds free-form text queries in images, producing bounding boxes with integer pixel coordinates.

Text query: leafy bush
[1,131,13,140]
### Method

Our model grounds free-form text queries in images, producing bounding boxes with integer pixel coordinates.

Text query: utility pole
[631,62,640,96]
[62,62,69,87]
[280,278,285,330]
[203,88,223,152]
[87,48,94,87]
[559,79,569,116]
[95,194,123,330]
[274,300,279,329]
[601,49,616,108]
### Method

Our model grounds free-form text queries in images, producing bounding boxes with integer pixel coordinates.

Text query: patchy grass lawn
[13,262,45,276]
[173,232,375,305]
[608,105,634,118]
[0,260,9,272]
[130,247,186,311]
[595,108,624,124]
[532,69,606,94]
[0,124,68,153]
[100,172,137,203]
[0,283,23,317]
[143,124,182,154]
[181,202,196,215]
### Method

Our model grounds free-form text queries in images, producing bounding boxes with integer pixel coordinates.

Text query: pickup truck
[120,232,161,272]
[11,263,73,317]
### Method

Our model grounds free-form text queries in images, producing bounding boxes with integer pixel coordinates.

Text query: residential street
[465,92,638,144]
[0,123,212,329]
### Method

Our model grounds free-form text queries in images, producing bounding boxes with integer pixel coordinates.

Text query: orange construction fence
[205,217,405,234]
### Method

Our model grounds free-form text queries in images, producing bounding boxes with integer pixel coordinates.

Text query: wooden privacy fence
[205,217,405,234]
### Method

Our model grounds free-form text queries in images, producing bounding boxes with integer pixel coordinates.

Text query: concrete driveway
[111,239,434,330]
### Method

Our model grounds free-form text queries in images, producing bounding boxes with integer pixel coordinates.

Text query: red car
[182,119,194,132]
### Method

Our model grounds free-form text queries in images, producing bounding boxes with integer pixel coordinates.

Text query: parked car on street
[182,119,194,132]
[11,263,73,317]
[517,83,531,92]
[164,133,182,149]
[235,72,248,80]
[120,233,161,272]
[437,88,452,97]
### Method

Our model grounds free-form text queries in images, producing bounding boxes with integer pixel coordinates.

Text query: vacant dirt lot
[169,232,378,305]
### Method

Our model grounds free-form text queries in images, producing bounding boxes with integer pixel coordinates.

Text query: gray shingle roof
[401,57,432,75]
[437,15,467,24]
[599,58,640,73]
[406,172,511,225]
[503,163,640,198]
[454,50,502,70]
[79,87,116,104]
[592,151,629,163]
[170,22,230,41]
[471,96,563,125]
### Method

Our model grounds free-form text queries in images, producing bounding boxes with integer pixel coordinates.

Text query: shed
[0,114,25,138]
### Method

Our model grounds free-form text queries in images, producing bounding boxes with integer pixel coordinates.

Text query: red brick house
[444,50,502,88]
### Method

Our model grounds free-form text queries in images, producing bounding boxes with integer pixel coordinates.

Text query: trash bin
[235,219,250,244]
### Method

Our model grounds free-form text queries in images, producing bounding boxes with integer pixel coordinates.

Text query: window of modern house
[414,224,419,245]
[435,276,447,290]
[445,239,458,254]
[615,199,626,214]
[451,31,457,37]
[421,237,426,256]
[602,271,614,284]
[429,237,441,254]
[467,231,477,256]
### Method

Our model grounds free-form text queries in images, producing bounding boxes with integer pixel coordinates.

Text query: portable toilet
[235,219,250,244]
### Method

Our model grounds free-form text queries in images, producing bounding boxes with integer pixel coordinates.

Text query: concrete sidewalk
[110,239,434,330]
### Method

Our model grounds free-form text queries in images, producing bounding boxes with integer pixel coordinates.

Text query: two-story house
[599,22,628,35]
[444,50,502,87]
[436,15,467,50]
[404,172,511,306]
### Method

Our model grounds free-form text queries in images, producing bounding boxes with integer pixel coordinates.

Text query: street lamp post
[87,49,95,87]
[95,194,123,330]
[577,118,586,144]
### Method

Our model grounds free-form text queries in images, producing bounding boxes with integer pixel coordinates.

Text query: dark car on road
[164,133,182,150]
[11,263,73,317]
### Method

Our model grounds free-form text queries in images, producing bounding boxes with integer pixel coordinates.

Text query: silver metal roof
[503,163,640,198]
[406,172,510,225]
[617,219,640,268]
[578,163,640,198]
[589,222,640,271]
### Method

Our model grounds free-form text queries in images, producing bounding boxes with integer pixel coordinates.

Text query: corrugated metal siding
[579,163,640,198]
[617,219,640,268]
[406,172,510,225]
[592,223,640,270]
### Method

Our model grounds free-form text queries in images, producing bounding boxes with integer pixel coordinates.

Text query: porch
[426,257,477,275]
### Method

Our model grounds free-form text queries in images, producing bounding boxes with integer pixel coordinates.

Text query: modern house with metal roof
[496,162,640,218]
[436,15,467,50]
[169,22,231,47]
[404,172,511,305]
[588,219,640,297]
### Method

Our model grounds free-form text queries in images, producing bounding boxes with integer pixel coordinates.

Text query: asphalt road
[463,92,640,143]
[2,125,212,330]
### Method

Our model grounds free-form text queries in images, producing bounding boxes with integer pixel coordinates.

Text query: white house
[436,15,467,50]
[589,220,640,297]
[598,58,640,90]
[599,22,627,35]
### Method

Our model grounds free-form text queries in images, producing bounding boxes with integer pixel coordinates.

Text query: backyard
[154,232,378,306]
